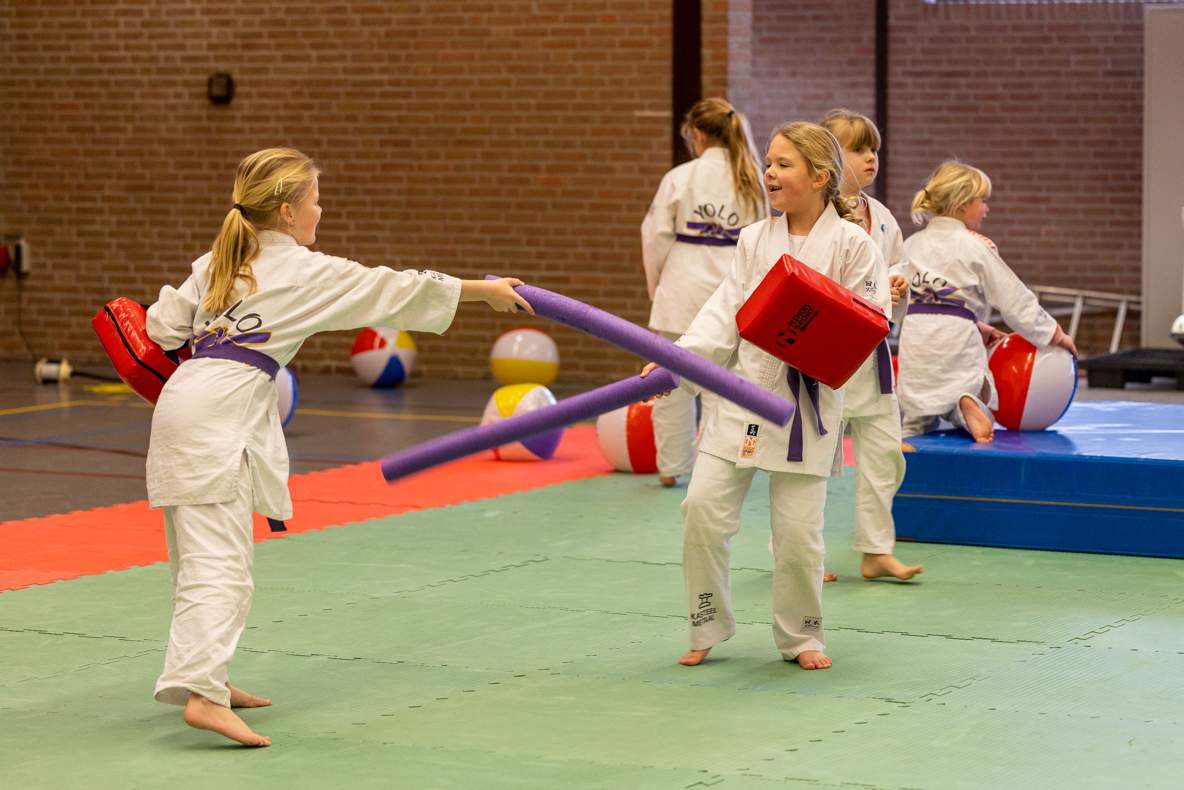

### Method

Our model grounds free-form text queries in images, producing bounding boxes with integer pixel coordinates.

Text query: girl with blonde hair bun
[144,147,532,747]
[642,120,890,671]
[641,98,767,487]
[896,160,1077,442]
[817,108,921,583]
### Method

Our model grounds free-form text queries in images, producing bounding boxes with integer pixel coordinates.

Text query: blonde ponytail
[203,148,320,313]
[205,207,260,314]
[910,160,991,226]
[681,98,768,218]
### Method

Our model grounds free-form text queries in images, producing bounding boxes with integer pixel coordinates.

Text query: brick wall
[743,0,878,156]
[735,0,1146,355]
[0,1,672,381]
[1,1,1150,379]
[701,0,731,98]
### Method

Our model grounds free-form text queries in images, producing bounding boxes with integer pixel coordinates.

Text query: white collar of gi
[698,146,729,162]
[257,230,300,247]
[927,216,966,231]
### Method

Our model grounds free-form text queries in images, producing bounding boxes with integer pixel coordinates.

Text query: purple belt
[875,338,893,395]
[786,367,827,463]
[191,337,279,380]
[674,233,738,247]
[907,301,976,322]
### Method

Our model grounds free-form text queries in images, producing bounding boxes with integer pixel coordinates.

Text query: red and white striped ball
[595,399,658,473]
[988,333,1078,431]
[350,328,416,388]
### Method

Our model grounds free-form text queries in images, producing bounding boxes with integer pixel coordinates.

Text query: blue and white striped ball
[350,327,417,388]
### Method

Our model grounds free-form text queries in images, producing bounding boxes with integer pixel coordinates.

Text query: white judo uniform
[674,205,886,659]
[841,196,905,555]
[641,147,763,478]
[895,216,1058,437]
[146,230,462,706]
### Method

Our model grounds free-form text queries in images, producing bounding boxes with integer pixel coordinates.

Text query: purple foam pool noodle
[381,369,679,482]
[486,276,794,427]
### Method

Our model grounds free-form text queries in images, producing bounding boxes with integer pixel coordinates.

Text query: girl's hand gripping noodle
[484,275,795,426]
[735,254,890,389]
[91,297,191,404]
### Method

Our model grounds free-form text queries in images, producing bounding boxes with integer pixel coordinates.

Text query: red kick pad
[736,254,888,389]
[91,297,187,404]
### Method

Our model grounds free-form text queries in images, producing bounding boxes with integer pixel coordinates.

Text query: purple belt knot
[786,367,827,463]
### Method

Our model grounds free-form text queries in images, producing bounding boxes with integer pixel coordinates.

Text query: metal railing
[1025,286,1142,354]
[890,285,1142,354]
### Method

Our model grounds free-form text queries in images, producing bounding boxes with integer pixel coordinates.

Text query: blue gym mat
[895,401,1184,558]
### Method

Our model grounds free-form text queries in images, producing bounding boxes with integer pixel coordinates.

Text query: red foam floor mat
[0,425,613,590]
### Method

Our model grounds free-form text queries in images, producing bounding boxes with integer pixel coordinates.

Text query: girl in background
[819,109,921,582]
[641,98,767,487]
[897,161,1076,441]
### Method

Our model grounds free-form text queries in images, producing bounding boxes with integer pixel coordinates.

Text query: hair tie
[232,203,246,215]
[726,110,735,118]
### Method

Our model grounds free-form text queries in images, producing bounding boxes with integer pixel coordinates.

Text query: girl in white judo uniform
[818,109,921,583]
[896,161,1077,442]
[145,148,531,747]
[645,123,888,670]
[641,98,767,487]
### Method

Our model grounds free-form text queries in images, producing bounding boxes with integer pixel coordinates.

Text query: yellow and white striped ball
[490,328,559,386]
[479,383,564,461]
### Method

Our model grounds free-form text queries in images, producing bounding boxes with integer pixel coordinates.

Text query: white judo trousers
[846,406,905,555]
[154,455,255,707]
[683,452,827,660]
[843,196,906,556]
[650,330,702,478]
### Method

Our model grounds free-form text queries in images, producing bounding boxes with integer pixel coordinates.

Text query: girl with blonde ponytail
[641,120,889,672]
[203,148,323,314]
[641,98,766,487]
[816,109,921,583]
[897,160,1077,443]
[141,147,532,748]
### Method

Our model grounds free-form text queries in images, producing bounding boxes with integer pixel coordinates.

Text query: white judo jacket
[842,195,903,419]
[896,216,1057,417]
[145,230,462,518]
[675,205,887,477]
[641,147,764,334]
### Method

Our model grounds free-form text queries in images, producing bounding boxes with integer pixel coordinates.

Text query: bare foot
[959,396,994,443]
[679,647,712,666]
[823,570,839,583]
[861,553,923,581]
[793,650,832,670]
[183,694,271,747]
[659,475,677,488]
[228,684,272,709]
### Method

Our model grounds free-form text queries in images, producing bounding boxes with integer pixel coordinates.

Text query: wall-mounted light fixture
[207,72,235,105]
